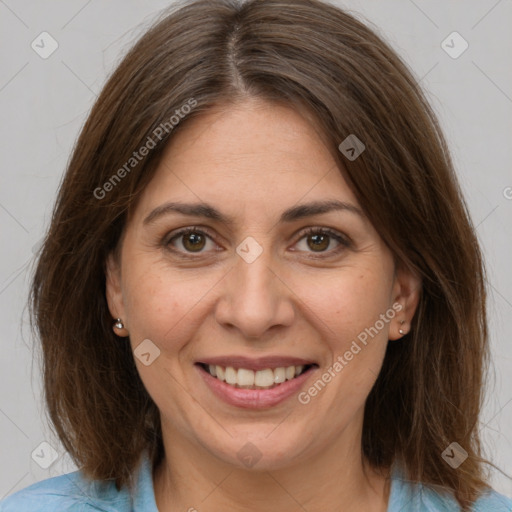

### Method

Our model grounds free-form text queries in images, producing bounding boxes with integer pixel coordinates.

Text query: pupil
[185,233,204,251]
[310,234,328,251]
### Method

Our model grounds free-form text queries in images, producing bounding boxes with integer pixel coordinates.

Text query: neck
[153,417,391,511]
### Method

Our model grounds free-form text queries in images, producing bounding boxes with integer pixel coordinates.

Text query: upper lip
[197,356,317,371]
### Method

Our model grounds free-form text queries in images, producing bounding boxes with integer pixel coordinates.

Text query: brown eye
[165,227,217,255]
[181,231,206,252]
[307,232,330,252]
[294,227,351,257]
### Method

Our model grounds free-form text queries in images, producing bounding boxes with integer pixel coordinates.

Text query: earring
[399,320,406,336]
[113,318,124,330]
[113,318,129,336]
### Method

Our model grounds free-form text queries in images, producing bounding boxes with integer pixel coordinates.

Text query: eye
[293,227,350,256]
[163,226,350,258]
[164,227,218,255]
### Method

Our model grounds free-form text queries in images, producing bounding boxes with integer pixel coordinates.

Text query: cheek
[122,261,219,347]
[296,266,394,344]
[299,272,394,406]
[121,266,207,407]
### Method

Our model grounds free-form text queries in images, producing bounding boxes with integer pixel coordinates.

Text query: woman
[1,0,511,510]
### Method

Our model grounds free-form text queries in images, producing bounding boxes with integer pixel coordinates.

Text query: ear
[105,251,128,333]
[388,263,421,341]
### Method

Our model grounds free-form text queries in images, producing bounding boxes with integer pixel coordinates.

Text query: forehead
[134,99,359,222]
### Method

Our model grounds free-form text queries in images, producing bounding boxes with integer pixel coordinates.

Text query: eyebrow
[143,199,364,226]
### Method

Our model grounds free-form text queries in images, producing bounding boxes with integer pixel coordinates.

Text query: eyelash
[162,226,351,259]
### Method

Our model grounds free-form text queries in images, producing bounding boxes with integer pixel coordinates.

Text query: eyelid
[298,226,351,246]
[163,225,220,254]
[290,226,351,258]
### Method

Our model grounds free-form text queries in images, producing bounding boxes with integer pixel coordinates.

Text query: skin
[106,98,420,512]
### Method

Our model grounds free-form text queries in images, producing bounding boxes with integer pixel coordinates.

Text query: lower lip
[195,364,317,409]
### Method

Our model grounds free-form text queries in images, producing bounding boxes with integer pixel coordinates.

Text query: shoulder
[418,484,512,511]
[389,466,512,511]
[0,452,157,512]
[472,488,512,511]
[0,470,131,512]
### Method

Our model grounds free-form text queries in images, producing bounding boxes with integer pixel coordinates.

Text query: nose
[214,244,295,340]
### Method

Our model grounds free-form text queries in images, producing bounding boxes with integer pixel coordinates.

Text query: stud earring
[113,318,129,336]
[399,320,406,336]
[113,318,124,330]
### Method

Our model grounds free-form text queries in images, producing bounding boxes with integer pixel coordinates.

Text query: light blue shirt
[1,453,511,511]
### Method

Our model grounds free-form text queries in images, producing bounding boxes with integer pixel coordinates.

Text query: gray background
[1,0,511,500]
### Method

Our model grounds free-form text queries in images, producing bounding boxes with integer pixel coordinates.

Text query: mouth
[197,362,317,390]
[195,355,319,408]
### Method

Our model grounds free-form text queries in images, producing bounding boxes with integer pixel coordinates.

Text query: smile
[195,360,318,409]
[200,363,312,389]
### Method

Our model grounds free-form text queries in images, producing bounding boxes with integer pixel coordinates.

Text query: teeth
[206,364,309,388]
[254,369,274,387]
[225,366,237,385]
[274,367,286,384]
[285,366,295,380]
[237,368,255,386]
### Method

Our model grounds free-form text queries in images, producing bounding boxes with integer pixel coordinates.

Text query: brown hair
[30,0,493,508]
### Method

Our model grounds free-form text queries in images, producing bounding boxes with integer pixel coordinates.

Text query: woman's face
[106,98,419,471]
